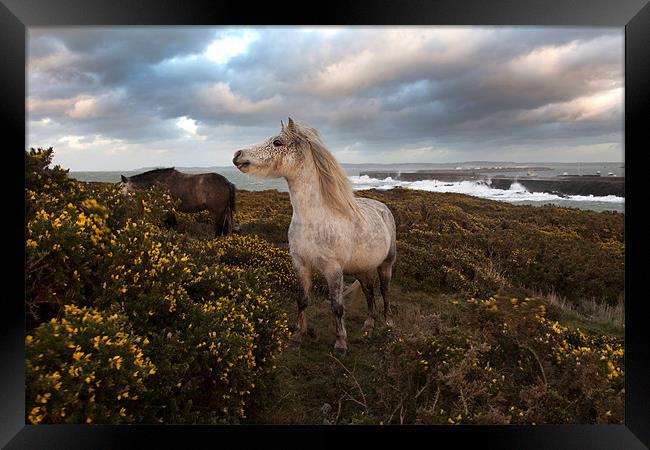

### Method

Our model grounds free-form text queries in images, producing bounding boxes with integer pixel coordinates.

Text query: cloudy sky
[27,27,624,171]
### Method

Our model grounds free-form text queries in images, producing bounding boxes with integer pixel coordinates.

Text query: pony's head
[233,118,360,218]
[232,117,310,178]
[119,168,175,196]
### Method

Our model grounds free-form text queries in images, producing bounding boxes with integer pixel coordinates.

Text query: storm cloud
[27,26,623,170]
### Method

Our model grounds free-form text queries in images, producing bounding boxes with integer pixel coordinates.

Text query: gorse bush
[25,149,291,424]
[233,190,293,247]
[373,189,624,306]
[381,295,624,425]
[232,189,624,306]
[25,149,111,324]
[94,221,289,422]
[210,234,298,291]
[86,181,180,231]
[26,191,113,324]
[26,157,184,327]
[26,305,156,424]
[25,147,76,201]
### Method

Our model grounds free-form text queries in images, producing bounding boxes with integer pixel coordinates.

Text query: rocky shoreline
[360,170,625,197]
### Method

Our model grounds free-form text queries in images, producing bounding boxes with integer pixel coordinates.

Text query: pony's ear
[280,120,285,131]
[121,175,127,183]
[287,117,296,131]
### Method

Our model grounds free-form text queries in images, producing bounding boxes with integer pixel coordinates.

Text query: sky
[27,26,624,171]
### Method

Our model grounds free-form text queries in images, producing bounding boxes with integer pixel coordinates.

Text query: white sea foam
[348,176,625,205]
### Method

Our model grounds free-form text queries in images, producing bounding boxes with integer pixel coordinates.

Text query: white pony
[233,118,396,352]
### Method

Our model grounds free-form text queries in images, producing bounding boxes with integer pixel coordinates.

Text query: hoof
[333,338,348,356]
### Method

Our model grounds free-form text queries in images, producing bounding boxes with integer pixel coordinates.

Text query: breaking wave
[349,175,624,208]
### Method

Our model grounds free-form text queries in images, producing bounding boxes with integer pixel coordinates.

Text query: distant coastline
[70,161,624,213]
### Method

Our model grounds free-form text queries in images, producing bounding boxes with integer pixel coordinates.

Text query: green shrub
[382,295,624,424]
[234,190,292,247]
[92,221,289,422]
[361,189,624,305]
[26,304,156,424]
[233,188,624,305]
[25,149,291,423]
[86,182,179,231]
[26,191,113,324]
[211,234,298,292]
[25,148,76,207]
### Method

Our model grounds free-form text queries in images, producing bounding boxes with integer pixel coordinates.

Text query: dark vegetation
[234,189,624,307]
[26,148,624,425]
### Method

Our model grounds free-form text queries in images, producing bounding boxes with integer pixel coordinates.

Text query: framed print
[2,0,649,448]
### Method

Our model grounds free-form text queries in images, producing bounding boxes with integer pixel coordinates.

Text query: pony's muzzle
[232,150,250,171]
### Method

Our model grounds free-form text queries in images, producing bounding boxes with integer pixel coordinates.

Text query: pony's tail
[229,181,236,215]
[221,182,236,236]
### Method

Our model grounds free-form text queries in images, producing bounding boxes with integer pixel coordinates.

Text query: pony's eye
[273,140,283,147]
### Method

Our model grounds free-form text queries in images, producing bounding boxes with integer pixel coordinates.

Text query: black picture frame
[2,0,649,448]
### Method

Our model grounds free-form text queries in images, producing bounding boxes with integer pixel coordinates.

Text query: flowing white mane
[288,122,361,219]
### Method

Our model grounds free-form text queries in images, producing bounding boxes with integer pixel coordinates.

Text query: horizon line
[69,161,626,172]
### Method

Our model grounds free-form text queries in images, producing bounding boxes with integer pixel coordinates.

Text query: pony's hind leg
[378,259,395,327]
[289,262,312,347]
[324,269,347,352]
[214,210,228,237]
[357,272,378,333]
[211,212,223,238]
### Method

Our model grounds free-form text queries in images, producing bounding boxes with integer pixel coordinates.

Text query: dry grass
[246,283,625,425]
[539,290,624,335]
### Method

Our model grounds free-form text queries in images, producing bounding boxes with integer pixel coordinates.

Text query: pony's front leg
[325,269,347,352]
[289,262,312,347]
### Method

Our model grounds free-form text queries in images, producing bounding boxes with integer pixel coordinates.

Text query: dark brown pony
[120,168,236,237]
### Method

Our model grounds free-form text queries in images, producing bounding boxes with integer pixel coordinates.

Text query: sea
[71,162,625,213]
